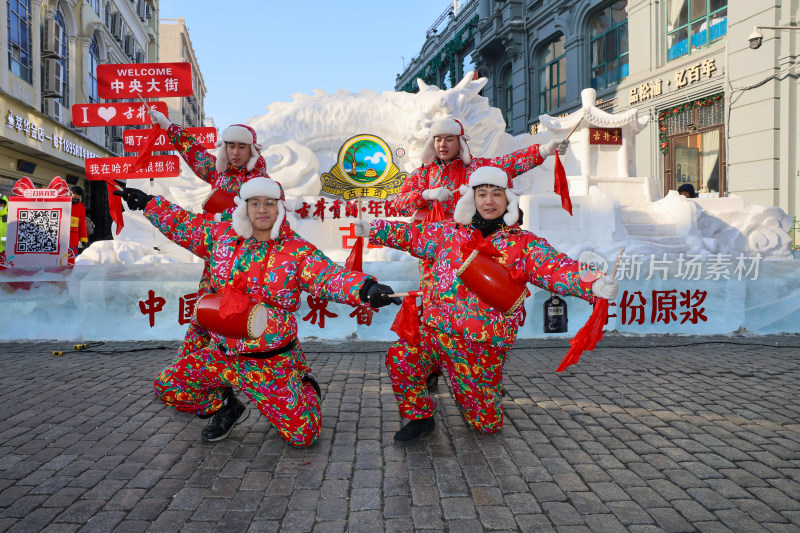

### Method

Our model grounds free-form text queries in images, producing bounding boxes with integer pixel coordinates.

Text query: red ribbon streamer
[423,201,445,224]
[553,152,573,216]
[556,299,609,372]
[128,124,162,175]
[106,180,125,235]
[390,293,422,345]
[345,236,364,272]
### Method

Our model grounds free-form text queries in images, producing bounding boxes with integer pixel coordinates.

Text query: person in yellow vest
[69,186,88,265]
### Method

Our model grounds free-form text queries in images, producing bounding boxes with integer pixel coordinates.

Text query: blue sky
[159,0,454,128]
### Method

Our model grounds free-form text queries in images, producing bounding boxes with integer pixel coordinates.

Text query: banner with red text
[123,127,217,152]
[85,156,181,180]
[71,101,169,127]
[97,62,193,99]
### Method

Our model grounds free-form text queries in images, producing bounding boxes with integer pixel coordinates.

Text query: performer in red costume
[357,166,618,444]
[149,110,272,423]
[392,118,566,389]
[117,177,399,446]
[68,186,88,265]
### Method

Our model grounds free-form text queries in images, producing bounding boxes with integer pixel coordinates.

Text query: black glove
[359,280,402,309]
[113,187,153,211]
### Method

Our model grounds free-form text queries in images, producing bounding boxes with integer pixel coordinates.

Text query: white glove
[149,110,172,129]
[353,220,371,238]
[557,139,569,155]
[421,187,453,202]
[592,276,620,301]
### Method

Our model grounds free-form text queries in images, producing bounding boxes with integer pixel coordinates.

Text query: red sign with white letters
[84,155,182,180]
[71,101,169,127]
[97,62,193,99]
[123,127,217,152]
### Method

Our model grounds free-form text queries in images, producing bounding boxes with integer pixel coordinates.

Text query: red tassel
[553,152,573,216]
[106,180,124,235]
[556,299,609,372]
[423,201,446,224]
[390,294,422,345]
[128,125,162,175]
[345,236,364,272]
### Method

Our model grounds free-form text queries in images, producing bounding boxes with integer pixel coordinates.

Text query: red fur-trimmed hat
[215,124,262,172]
[420,118,472,165]
[453,166,519,226]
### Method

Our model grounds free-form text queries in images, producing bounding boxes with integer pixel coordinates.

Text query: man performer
[356,166,619,444]
[117,177,400,446]
[149,110,270,422]
[391,118,566,389]
[68,186,88,265]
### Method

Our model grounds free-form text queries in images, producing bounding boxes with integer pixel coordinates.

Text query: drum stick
[563,113,584,142]
[610,247,625,278]
[387,293,409,298]
[135,92,153,114]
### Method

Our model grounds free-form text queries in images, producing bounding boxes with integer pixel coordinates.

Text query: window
[54,9,70,107]
[500,65,512,127]
[661,96,725,196]
[94,0,100,15]
[590,1,628,90]
[8,0,32,82]
[667,0,727,61]
[104,2,111,27]
[538,35,566,113]
[88,36,100,103]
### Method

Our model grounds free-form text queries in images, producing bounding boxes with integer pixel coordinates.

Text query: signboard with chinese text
[5,177,72,267]
[5,109,102,161]
[589,128,622,145]
[71,101,169,127]
[85,155,181,180]
[97,62,193,99]
[123,127,217,152]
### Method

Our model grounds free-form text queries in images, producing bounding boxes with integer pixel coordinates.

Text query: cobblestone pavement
[0,335,798,533]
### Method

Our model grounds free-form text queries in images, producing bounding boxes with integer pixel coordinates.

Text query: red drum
[456,250,527,316]
[194,294,269,339]
[202,188,237,214]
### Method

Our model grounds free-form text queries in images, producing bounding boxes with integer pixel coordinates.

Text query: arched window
[104,2,111,28]
[8,0,32,82]
[94,0,100,15]
[500,65,512,127]
[590,1,628,90]
[88,36,100,103]
[538,35,566,114]
[54,8,70,107]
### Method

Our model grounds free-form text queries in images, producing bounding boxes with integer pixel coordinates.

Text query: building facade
[1,0,160,239]
[396,0,800,222]
[158,17,205,127]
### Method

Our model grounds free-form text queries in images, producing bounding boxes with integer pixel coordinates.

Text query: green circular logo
[337,135,392,186]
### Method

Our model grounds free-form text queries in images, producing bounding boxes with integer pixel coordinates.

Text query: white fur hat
[453,166,519,226]
[231,177,286,240]
[215,124,262,173]
[420,118,472,165]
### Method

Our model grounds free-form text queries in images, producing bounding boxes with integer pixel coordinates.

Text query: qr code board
[16,209,61,253]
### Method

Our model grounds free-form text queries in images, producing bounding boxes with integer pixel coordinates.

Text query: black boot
[426,372,439,391]
[302,374,321,398]
[394,417,435,445]
[201,388,249,442]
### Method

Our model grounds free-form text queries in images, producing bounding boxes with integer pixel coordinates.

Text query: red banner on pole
[97,62,193,99]
[71,101,169,127]
[85,155,182,180]
[588,128,623,145]
[123,127,217,152]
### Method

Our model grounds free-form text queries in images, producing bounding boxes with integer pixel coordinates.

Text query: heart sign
[97,107,117,122]
[70,101,168,127]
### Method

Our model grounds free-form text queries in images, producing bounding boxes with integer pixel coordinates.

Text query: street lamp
[748,25,800,50]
